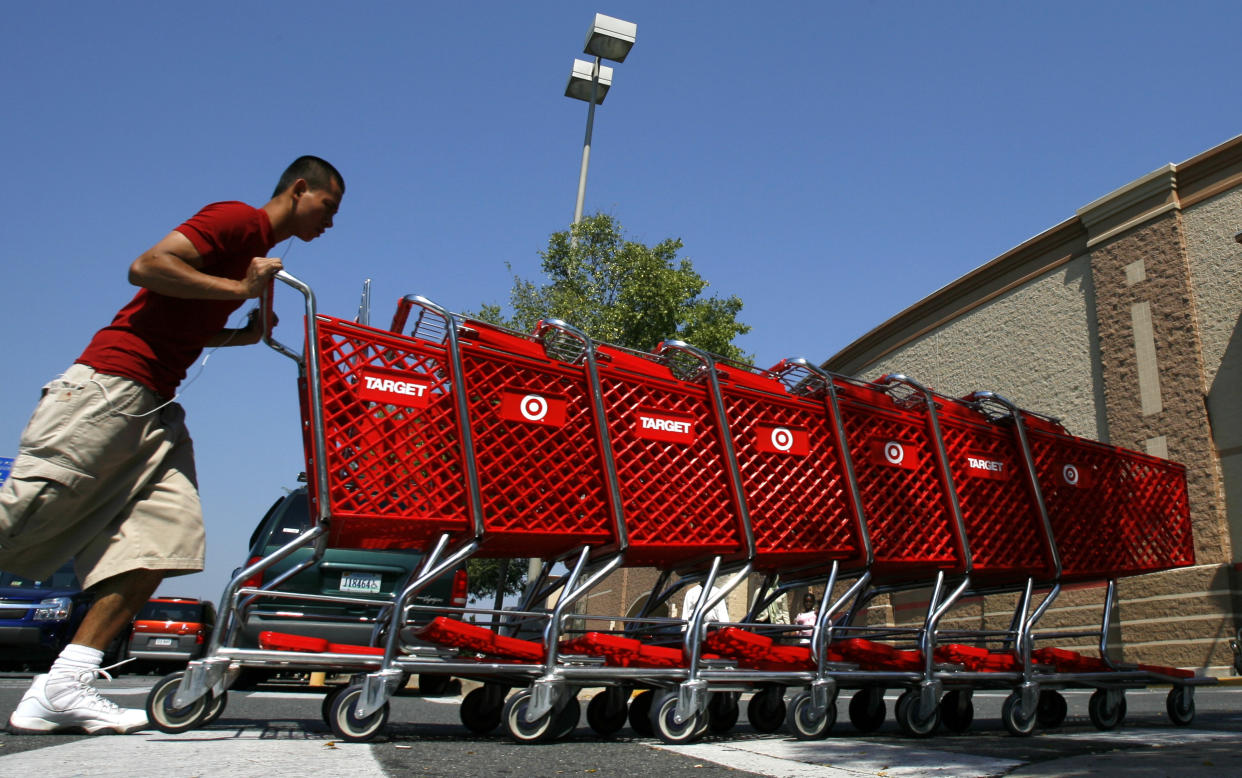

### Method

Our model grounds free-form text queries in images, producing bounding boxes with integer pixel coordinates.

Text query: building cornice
[1076,164,1178,249]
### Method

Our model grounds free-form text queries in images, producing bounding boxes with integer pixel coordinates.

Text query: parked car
[0,560,127,671]
[230,485,467,690]
[127,596,215,670]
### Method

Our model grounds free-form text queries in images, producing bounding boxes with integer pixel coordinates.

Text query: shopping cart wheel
[1000,692,1037,737]
[326,684,390,742]
[786,690,836,740]
[461,685,505,734]
[629,689,656,736]
[895,690,940,738]
[320,684,348,726]
[707,691,740,733]
[1087,689,1126,731]
[747,686,787,733]
[550,696,581,741]
[939,689,973,734]
[418,673,453,696]
[587,689,629,736]
[503,689,556,744]
[1035,690,1068,729]
[848,688,887,733]
[146,671,214,734]
[201,689,228,726]
[1166,686,1195,726]
[650,690,705,745]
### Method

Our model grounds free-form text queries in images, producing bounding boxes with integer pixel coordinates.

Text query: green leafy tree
[477,213,751,360]
[466,214,751,601]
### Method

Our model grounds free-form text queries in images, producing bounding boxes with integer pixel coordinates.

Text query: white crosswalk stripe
[653,727,1242,778]
[0,726,388,778]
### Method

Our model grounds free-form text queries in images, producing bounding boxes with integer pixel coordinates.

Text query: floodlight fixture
[564,58,614,104]
[584,13,637,62]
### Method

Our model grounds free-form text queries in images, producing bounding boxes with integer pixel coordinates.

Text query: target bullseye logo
[871,438,920,469]
[756,425,808,455]
[771,427,794,451]
[500,390,567,427]
[520,394,548,422]
[1063,464,1080,486]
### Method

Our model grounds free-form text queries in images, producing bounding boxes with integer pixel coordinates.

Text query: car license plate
[152,638,174,647]
[340,572,382,594]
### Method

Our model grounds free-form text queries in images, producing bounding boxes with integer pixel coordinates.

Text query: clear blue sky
[2,1,1239,603]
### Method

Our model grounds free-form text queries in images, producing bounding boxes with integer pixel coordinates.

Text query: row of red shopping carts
[146,272,1205,743]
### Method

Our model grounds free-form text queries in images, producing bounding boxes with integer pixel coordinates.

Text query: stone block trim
[1085,211,1230,565]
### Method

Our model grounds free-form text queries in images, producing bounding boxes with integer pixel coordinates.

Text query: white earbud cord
[93,237,296,419]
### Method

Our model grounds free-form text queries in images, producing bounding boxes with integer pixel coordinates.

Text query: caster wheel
[550,696,581,741]
[321,685,349,727]
[460,686,504,734]
[786,690,836,740]
[1001,692,1037,737]
[1087,689,1126,731]
[326,684,389,742]
[418,673,453,696]
[1036,689,1067,729]
[1166,686,1195,726]
[707,691,740,733]
[201,690,228,725]
[848,688,886,733]
[895,690,939,738]
[503,689,555,744]
[146,671,212,734]
[629,690,655,736]
[650,690,704,745]
[587,689,629,736]
[939,689,973,734]
[747,687,786,733]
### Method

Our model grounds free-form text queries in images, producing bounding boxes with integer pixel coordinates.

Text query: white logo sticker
[520,394,549,422]
[884,441,905,465]
[770,427,794,452]
[1062,464,1079,486]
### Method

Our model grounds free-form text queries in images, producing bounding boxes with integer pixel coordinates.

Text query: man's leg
[72,568,165,649]
[8,569,163,734]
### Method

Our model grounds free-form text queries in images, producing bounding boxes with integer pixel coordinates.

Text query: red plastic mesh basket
[456,321,617,556]
[1024,418,1194,581]
[307,316,472,549]
[936,399,1056,583]
[833,380,963,579]
[716,366,866,572]
[594,345,748,568]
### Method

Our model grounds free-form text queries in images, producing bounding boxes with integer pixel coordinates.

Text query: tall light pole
[565,13,637,243]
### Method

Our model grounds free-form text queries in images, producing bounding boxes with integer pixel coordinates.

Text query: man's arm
[129,231,281,300]
[204,308,277,347]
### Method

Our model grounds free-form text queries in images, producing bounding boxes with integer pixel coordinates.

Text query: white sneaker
[8,671,148,734]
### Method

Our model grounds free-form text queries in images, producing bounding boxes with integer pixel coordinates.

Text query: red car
[127,597,215,668]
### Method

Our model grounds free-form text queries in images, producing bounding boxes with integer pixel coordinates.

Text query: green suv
[234,486,467,681]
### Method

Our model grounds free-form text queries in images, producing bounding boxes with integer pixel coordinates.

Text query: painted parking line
[0,726,387,778]
[654,727,1242,778]
[655,738,1022,777]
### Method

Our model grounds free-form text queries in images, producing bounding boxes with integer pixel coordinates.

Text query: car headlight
[33,597,73,622]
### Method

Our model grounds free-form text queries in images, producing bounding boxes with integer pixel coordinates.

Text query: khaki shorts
[0,364,205,589]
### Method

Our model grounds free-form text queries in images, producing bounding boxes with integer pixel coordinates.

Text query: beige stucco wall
[1182,188,1242,556]
[854,257,1106,441]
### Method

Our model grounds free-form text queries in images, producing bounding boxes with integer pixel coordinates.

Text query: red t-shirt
[77,202,275,398]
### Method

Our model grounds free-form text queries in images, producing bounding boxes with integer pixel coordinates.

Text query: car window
[249,495,289,549]
[0,560,79,589]
[137,602,204,622]
[265,491,311,548]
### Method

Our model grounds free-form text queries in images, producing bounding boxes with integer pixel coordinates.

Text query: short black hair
[273,155,345,198]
